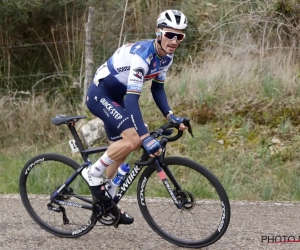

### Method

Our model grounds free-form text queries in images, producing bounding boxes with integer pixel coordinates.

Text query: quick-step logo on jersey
[100,98,122,120]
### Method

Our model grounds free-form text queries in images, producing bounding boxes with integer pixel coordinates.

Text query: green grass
[3,113,300,202]
[3,88,300,202]
[0,152,27,193]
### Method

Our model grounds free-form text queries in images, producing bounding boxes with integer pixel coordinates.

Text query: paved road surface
[0,194,299,250]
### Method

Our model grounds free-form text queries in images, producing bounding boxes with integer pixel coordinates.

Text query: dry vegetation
[1,0,300,200]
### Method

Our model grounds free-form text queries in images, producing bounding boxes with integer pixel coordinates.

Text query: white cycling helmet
[157,10,188,30]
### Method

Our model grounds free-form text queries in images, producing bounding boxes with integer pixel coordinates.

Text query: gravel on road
[1,195,300,250]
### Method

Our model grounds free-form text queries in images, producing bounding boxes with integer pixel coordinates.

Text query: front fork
[154,139,183,209]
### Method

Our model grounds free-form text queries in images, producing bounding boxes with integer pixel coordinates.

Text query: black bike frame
[50,121,183,209]
[50,147,148,209]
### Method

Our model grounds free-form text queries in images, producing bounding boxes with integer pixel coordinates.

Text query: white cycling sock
[90,151,114,179]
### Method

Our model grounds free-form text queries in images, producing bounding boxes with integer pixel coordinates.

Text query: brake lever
[187,124,194,137]
[182,118,194,138]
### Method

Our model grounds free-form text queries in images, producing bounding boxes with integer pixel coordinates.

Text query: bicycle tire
[137,157,230,248]
[19,153,97,238]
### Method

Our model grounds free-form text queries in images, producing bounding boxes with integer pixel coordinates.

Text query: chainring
[94,200,120,226]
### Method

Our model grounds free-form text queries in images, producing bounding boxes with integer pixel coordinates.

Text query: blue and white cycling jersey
[89,39,173,137]
[93,39,173,97]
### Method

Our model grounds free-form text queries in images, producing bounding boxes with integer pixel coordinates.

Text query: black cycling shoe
[90,184,112,202]
[118,210,134,225]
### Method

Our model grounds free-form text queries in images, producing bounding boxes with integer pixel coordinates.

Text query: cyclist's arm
[124,54,149,138]
[151,59,173,117]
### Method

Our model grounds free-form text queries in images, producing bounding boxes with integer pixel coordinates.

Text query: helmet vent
[165,13,171,22]
[175,15,181,25]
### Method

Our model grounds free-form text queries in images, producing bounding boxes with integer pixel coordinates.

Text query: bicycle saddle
[51,114,86,126]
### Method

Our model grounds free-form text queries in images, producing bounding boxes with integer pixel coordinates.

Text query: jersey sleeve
[151,58,172,116]
[124,54,149,136]
[153,56,173,83]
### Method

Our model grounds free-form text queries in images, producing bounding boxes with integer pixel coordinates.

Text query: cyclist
[83,9,188,225]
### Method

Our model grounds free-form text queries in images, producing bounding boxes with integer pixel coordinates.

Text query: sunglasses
[159,29,185,41]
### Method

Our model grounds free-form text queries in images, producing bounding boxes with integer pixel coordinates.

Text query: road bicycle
[19,114,230,248]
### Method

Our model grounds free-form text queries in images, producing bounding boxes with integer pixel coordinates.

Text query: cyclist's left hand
[167,114,187,131]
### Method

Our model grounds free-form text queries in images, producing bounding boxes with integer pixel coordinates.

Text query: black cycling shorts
[86,80,134,141]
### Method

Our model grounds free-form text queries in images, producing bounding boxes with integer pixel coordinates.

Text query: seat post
[67,122,89,162]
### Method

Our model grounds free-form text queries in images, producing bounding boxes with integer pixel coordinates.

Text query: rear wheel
[137,157,230,248]
[19,153,97,237]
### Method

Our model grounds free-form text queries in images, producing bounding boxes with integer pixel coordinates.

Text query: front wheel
[137,157,230,248]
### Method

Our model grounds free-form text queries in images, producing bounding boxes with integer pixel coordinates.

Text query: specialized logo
[59,201,83,208]
[163,179,178,205]
[116,164,142,200]
[133,67,144,79]
[100,98,122,120]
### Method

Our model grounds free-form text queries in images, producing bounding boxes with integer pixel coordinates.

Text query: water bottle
[107,163,130,199]
[112,163,130,186]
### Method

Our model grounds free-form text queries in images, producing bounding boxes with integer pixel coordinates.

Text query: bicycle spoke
[19,153,96,237]
[138,157,230,248]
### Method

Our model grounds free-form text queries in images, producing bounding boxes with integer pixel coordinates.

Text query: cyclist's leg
[106,128,141,165]
[85,82,140,199]
[104,141,126,179]
[104,124,142,179]
[102,129,129,197]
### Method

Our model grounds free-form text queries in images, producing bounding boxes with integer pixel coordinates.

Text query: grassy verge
[2,48,300,201]
[2,114,300,201]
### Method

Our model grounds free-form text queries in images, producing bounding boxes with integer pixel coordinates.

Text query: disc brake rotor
[177,190,195,210]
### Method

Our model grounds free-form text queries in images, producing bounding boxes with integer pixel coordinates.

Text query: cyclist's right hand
[142,135,162,158]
